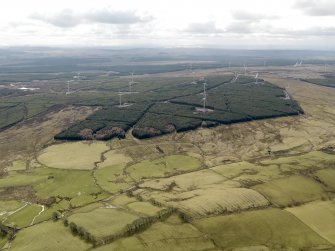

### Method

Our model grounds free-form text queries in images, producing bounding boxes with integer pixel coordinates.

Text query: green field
[286,200,335,245]
[1,53,335,251]
[68,207,140,239]
[10,221,91,251]
[194,208,331,250]
[95,163,134,194]
[315,169,335,191]
[95,221,217,251]
[126,155,201,180]
[252,176,328,207]
[37,142,109,170]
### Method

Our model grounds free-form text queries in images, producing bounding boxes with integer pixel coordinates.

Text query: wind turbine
[235,72,239,81]
[117,90,125,107]
[243,64,247,75]
[255,72,259,84]
[128,73,136,93]
[202,81,207,111]
[66,81,70,95]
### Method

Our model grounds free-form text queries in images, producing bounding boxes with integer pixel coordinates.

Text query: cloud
[31,9,80,28]
[85,9,152,24]
[225,21,253,33]
[232,11,278,21]
[31,8,152,28]
[295,0,335,16]
[184,22,223,34]
[285,26,335,36]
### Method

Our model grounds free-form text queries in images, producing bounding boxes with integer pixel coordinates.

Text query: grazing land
[0,49,335,250]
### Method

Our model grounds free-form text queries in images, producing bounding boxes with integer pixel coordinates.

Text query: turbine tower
[66,81,70,95]
[118,90,125,107]
[202,80,207,111]
[233,72,239,82]
[255,72,259,84]
[129,73,135,92]
[243,64,247,75]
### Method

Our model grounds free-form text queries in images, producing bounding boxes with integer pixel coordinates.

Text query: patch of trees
[55,75,304,141]
[0,222,17,241]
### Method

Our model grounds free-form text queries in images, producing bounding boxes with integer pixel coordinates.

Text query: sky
[1,0,335,49]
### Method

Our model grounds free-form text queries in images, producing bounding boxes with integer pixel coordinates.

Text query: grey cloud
[184,22,223,34]
[31,9,80,28]
[85,9,152,24]
[31,8,152,28]
[232,11,278,21]
[285,26,335,36]
[295,0,335,16]
[225,21,253,33]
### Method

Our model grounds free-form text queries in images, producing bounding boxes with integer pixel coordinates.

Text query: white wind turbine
[255,72,259,84]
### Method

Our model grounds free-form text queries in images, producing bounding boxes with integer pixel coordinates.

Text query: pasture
[37,141,109,170]
[194,208,331,250]
[252,176,328,207]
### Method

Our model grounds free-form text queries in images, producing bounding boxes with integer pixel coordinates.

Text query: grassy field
[252,176,328,207]
[1,66,335,250]
[37,142,109,170]
[140,186,269,217]
[286,200,335,245]
[212,161,284,186]
[4,203,42,228]
[95,163,134,194]
[10,221,91,251]
[68,208,140,239]
[126,201,165,216]
[315,169,335,191]
[98,150,132,168]
[33,168,102,200]
[95,221,217,251]
[127,155,201,180]
[194,208,331,250]
[6,160,27,171]
[140,169,227,191]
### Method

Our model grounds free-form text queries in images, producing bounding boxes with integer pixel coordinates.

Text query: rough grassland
[0,200,26,218]
[10,221,90,251]
[286,200,335,245]
[7,160,27,171]
[212,161,284,186]
[95,221,217,251]
[68,208,139,238]
[98,150,133,168]
[260,151,335,174]
[140,186,269,217]
[37,142,109,170]
[4,204,42,228]
[315,169,335,191]
[95,164,134,194]
[140,169,227,191]
[126,201,164,216]
[33,168,101,199]
[0,172,49,189]
[252,176,328,207]
[127,155,200,180]
[194,208,331,250]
